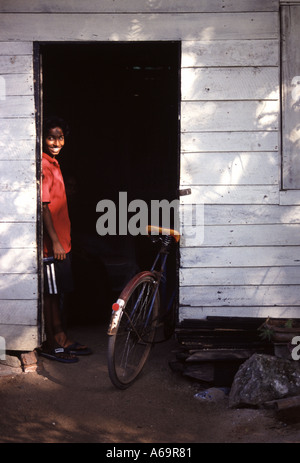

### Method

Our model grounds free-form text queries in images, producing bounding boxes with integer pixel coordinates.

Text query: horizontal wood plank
[181,100,279,132]
[182,40,279,67]
[0,300,37,326]
[180,266,300,286]
[0,42,32,55]
[0,190,36,222]
[179,185,279,205]
[0,248,37,273]
[0,95,35,117]
[0,74,34,97]
[182,67,279,101]
[180,246,300,268]
[181,152,278,185]
[181,131,279,152]
[0,139,35,160]
[178,306,300,322]
[280,190,300,206]
[180,284,300,307]
[0,160,36,191]
[0,223,36,248]
[181,223,300,247]
[0,0,279,13]
[0,323,38,350]
[0,55,33,74]
[180,204,300,225]
[0,274,37,299]
[0,118,36,139]
[0,13,279,41]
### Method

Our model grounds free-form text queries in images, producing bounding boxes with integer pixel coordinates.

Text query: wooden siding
[1,0,299,347]
[0,0,279,13]
[281,5,300,188]
[179,0,300,323]
[0,41,38,350]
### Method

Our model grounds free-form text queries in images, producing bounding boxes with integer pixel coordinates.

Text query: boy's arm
[43,203,66,260]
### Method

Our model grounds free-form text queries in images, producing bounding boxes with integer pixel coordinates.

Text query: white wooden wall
[0,40,38,350]
[1,0,299,349]
[179,0,300,322]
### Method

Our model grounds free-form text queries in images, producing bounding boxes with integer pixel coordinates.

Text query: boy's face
[44,127,65,157]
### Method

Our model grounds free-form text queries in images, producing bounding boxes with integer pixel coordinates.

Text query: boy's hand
[53,241,66,260]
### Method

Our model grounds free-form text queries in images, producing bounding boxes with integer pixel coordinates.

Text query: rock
[0,355,22,376]
[0,354,21,368]
[21,351,39,373]
[229,353,300,408]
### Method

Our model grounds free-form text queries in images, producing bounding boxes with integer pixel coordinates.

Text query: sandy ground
[0,324,300,445]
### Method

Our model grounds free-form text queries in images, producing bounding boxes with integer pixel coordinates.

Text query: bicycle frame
[107,234,175,337]
[107,226,180,388]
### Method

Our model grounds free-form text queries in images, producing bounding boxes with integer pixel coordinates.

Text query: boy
[40,117,91,362]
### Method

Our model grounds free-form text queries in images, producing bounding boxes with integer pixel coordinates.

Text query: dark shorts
[43,252,74,295]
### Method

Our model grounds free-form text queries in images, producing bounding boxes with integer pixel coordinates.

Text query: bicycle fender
[107,298,125,335]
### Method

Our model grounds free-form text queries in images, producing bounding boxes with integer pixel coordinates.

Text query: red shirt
[42,152,71,257]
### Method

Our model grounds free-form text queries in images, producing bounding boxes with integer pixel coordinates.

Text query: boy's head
[43,116,70,158]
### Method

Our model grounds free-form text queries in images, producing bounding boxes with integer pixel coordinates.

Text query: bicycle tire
[107,271,159,389]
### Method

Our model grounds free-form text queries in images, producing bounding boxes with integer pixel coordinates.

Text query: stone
[229,353,300,408]
[20,351,40,373]
[0,354,21,368]
[20,351,38,367]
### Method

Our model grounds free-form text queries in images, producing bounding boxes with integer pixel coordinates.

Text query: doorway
[39,42,180,324]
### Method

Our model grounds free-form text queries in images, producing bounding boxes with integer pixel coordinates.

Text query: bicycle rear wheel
[107,271,159,389]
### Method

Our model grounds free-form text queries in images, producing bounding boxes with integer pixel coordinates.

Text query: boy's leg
[43,292,73,349]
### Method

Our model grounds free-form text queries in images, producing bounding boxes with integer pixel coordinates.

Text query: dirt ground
[1,324,300,445]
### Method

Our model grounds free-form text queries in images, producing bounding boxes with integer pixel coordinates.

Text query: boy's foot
[65,342,92,356]
[38,345,79,363]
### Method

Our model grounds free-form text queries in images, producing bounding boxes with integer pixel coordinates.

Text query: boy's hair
[43,116,70,138]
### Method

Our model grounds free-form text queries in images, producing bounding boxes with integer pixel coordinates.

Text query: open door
[39,41,180,325]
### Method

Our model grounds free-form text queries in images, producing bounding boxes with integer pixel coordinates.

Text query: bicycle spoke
[107,273,159,388]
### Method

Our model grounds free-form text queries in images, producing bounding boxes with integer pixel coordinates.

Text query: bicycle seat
[146,225,180,243]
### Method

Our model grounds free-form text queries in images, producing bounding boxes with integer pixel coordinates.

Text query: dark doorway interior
[41,42,180,325]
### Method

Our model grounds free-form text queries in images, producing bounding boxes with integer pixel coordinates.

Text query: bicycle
[107,225,180,389]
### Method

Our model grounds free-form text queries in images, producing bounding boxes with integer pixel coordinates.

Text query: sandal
[65,342,92,356]
[38,346,79,363]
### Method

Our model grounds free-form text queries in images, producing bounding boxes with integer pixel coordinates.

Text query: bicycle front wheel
[107,271,159,389]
